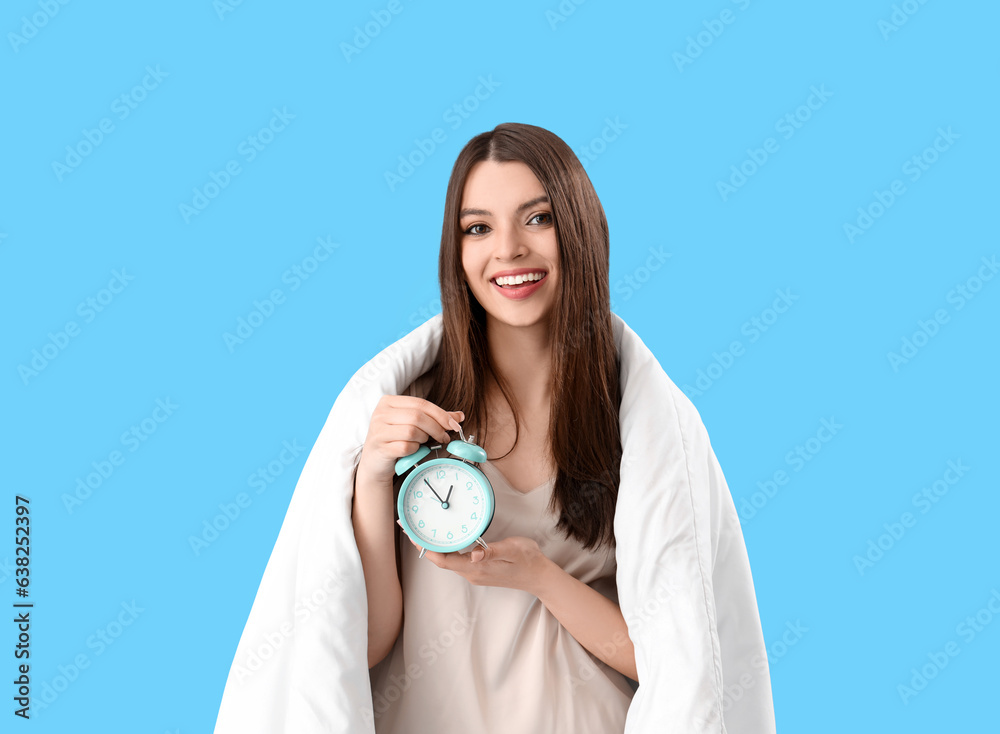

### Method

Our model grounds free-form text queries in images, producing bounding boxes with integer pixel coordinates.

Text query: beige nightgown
[368,378,635,733]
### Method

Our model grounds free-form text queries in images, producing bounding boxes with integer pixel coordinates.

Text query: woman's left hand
[409,535,553,595]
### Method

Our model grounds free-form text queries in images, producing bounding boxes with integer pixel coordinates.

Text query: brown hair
[422,122,622,551]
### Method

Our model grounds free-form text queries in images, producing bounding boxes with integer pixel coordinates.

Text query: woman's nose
[491,224,525,260]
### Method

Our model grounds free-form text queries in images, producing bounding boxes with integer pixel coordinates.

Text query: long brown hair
[423,122,622,551]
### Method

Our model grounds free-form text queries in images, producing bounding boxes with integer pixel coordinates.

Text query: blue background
[2,0,997,731]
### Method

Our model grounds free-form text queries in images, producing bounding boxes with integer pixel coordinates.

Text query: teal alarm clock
[394,425,494,559]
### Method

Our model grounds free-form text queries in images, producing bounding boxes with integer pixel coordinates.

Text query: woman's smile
[490,269,549,300]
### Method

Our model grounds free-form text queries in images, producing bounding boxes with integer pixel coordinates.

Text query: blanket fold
[213,312,775,734]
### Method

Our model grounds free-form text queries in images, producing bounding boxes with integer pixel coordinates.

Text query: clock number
[431,529,436,537]
[437,469,446,479]
[471,512,477,520]
[461,524,468,533]
[415,490,423,498]
[411,505,418,513]
[466,481,474,489]
[418,520,425,528]
[472,496,479,504]
[447,531,453,540]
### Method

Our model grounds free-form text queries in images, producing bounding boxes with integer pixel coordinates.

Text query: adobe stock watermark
[672,0,752,72]
[222,236,340,352]
[29,600,144,713]
[7,0,72,53]
[878,0,931,40]
[723,619,808,712]
[681,288,799,398]
[353,293,445,383]
[532,446,647,551]
[346,288,469,394]
[18,268,135,386]
[610,246,670,309]
[594,584,676,677]
[0,557,14,586]
[62,398,180,514]
[545,0,588,30]
[897,587,999,704]
[51,66,168,182]
[716,85,833,202]
[738,417,843,523]
[189,439,306,555]
[347,339,410,395]
[179,107,295,223]
[853,459,969,575]
[232,567,351,684]
[576,117,627,169]
[214,0,247,21]
[887,255,996,372]
[384,75,501,192]
[559,583,678,692]
[843,126,959,244]
[407,296,442,329]
[367,610,476,722]
[340,0,403,62]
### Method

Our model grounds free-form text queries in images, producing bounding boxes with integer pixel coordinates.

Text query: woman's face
[459,160,560,329]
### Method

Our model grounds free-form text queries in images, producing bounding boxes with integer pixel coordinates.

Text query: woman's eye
[529,212,553,225]
[465,224,489,235]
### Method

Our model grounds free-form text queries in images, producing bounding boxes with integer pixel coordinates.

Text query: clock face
[398,458,494,552]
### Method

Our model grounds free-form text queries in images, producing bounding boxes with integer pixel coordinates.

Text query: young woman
[352,123,634,732]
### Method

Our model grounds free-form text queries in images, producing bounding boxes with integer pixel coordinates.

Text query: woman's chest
[478,411,555,494]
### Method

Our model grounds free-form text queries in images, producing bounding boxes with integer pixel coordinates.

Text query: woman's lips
[491,273,547,300]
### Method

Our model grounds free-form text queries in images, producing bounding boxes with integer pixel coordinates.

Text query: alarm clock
[394,425,494,559]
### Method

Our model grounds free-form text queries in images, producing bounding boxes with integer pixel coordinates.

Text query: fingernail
[449,418,461,433]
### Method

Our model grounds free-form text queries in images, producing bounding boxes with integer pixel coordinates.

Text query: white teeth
[494,272,545,286]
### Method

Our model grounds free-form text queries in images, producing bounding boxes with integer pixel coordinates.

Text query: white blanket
[213,312,775,733]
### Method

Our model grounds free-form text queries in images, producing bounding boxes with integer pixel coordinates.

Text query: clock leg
[418,547,427,560]
[474,537,490,550]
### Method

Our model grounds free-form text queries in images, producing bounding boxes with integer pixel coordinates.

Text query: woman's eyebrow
[459,195,550,219]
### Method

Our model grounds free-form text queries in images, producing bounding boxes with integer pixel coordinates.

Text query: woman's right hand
[356,395,464,487]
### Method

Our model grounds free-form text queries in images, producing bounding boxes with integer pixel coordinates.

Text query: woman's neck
[485,316,553,411]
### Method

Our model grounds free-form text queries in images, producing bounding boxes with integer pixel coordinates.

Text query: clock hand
[444,484,453,504]
[423,478,446,505]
